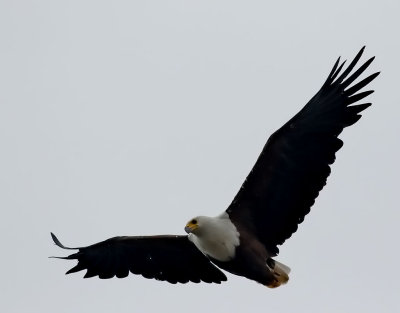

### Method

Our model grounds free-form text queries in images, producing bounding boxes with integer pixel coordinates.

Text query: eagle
[51,47,379,288]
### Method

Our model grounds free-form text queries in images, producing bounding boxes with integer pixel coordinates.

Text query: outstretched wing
[226,47,379,255]
[51,233,227,284]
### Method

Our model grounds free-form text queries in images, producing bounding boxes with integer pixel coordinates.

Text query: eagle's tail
[266,259,290,288]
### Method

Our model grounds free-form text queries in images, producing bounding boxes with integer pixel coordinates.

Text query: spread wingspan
[226,47,379,255]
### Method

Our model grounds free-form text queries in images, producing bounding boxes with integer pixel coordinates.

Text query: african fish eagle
[51,47,379,288]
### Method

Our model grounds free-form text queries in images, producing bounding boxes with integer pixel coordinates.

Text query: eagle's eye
[191,219,197,225]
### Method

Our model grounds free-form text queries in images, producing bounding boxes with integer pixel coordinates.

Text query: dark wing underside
[51,233,227,284]
[226,47,379,255]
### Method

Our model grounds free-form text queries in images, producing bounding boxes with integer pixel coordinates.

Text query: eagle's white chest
[188,213,240,262]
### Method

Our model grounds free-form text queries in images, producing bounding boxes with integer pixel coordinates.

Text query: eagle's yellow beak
[184,221,198,234]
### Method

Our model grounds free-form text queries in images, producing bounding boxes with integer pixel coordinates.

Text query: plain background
[1,1,399,312]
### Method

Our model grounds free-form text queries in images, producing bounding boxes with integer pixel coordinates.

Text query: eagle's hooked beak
[184,226,192,234]
[184,221,198,234]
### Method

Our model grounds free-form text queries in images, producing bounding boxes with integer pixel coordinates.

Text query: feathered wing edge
[319,46,380,128]
[50,233,227,284]
[50,232,80,251]
[296,46,380,132]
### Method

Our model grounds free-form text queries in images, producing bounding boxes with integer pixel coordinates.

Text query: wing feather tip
[50,232,61,246]
[51,232,70,249]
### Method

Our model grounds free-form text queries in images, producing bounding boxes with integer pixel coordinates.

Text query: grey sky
[1,1,399,312]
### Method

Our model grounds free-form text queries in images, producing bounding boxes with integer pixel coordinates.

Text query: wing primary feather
[66,263,86,274]
[345,72,380,96]
[324,56,341,84]
[346,103,372,115]
[341,57,376,90]
[330,59,347,83]
[334,46,365,84]
[51,232,79,250]
[346,90,374,105]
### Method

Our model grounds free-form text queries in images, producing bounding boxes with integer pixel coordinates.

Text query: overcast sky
[1,1,399,312]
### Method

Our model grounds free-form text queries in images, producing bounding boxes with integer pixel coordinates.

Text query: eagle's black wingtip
[50,232,77,250]
[357,46,366,57]
[51,232,62,247]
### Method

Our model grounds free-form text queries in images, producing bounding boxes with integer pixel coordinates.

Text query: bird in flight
[51,47,379,288]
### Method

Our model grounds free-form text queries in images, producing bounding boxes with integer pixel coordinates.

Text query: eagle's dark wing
[226,47,379,255]
[50,233,227,284]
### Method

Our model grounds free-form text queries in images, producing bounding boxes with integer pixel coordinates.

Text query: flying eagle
[51,47,379,288]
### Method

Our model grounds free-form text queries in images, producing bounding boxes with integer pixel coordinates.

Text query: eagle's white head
[184,216,206,235]
[184,213,240,261]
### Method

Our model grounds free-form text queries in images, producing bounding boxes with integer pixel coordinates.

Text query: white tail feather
[266,259,290,288]
[274,260,291,275]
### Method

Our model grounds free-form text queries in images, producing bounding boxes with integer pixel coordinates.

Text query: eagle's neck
[188,213,240,262]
